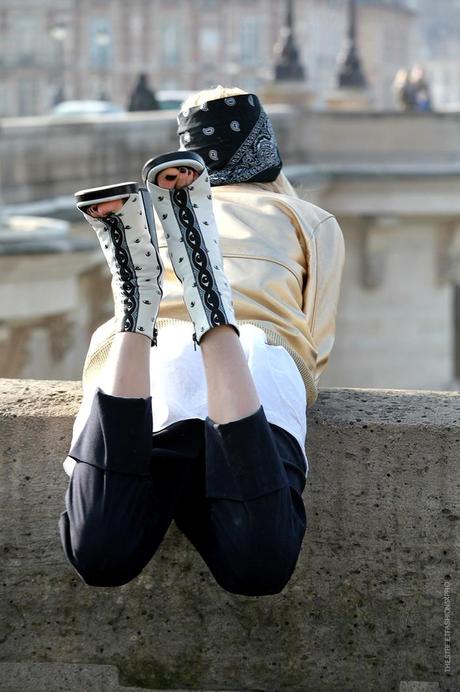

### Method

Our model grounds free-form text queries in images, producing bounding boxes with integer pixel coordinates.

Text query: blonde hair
[180,85,298,199]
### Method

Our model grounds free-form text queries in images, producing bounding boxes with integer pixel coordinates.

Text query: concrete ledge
[0,379,458,691]
[2,110,459,204]
[0,108,298,204]
[0,662,247,691]
[0,662,154,692]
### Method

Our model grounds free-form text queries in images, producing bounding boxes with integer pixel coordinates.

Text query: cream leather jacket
[82,183,345,408]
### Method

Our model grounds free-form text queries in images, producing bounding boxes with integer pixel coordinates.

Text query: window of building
[240,17,259,66]
[161,21,181,66]
[200,27,220,64]
[89,18,112,69]
[15,16,38,65]
[18,78,39,115]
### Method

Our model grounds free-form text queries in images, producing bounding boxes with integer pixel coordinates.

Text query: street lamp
[336,0,367,89]
[50,23,68,105]
[273,0,306,82]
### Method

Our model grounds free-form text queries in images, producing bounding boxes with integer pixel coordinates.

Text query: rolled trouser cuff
[68,388,153,476]
[204,405,289,501]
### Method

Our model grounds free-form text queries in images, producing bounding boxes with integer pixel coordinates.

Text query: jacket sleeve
[82,318,116,393]
[304,214,345,385]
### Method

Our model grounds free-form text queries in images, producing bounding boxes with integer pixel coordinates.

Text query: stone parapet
[0,379,458,691]
[1,109,460,205]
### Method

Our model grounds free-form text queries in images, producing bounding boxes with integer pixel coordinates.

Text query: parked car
[156,90,193,111]
[50,100,126,117]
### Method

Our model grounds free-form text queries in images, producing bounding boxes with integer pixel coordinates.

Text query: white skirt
[64,323,308,478]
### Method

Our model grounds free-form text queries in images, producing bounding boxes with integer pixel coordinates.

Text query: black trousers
[59,389,307,597]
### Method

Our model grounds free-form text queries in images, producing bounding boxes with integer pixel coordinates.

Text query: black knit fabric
[177,93,282,186]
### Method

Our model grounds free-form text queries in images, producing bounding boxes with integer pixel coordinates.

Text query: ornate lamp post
[326,0,372,110]
[274,0,306,82]
[336,0,367,89]
[261,0,315,107]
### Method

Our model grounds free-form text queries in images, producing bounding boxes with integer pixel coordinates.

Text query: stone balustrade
[1,109,460,205]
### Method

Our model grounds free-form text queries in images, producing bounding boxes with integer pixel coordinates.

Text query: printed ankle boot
[141,151,239,345]
[75,182,163,343]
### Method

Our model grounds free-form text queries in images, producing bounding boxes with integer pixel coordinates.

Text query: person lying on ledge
[59,86,345,596]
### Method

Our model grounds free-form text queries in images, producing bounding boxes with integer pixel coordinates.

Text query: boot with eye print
[75,182,163,344]
[141,151,239,345]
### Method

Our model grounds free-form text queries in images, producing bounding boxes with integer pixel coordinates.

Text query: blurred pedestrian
[128,73,159,112]
[393,66,432,113]
[410,65,432,112]
[393,68,417,111]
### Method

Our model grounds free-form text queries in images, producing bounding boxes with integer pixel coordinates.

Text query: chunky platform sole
[75,181,140,209]
[141,151,205,187]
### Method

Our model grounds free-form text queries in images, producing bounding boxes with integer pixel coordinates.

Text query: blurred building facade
[1,0,459,392]
[0,0,418,116]
[1,107,460,390]
[410,0,460,109]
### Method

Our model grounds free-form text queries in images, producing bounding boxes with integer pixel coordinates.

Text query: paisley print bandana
[176,93,283,186]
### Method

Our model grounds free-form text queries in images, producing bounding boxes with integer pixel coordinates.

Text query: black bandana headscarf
[176,93,283,187]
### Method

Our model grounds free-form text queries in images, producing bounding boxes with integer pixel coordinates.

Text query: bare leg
[200,325,261,424]
[144,162,261,424]
[87,167,199,401]
[100,332,151,399]
[89,166,260,417]
[100,310,262,420]
[99,302,261,417]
